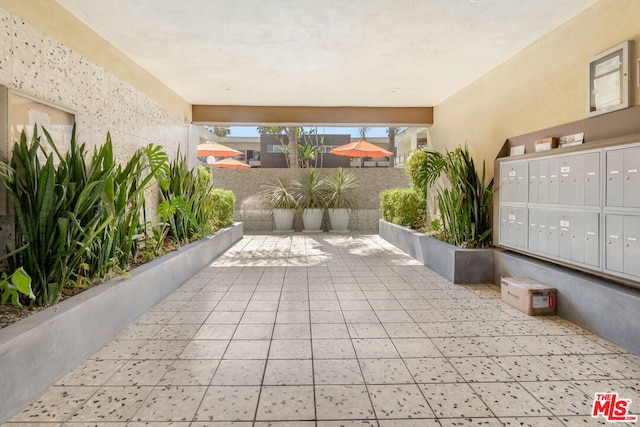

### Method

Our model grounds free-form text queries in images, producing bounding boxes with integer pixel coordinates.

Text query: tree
[213,126,230,137]
[297,128,325,168]
[256,126,301,168]
[287,127,299,169]
[387,127,396,167]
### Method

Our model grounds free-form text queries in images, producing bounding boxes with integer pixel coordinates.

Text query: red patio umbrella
[212,158,251,169]
[197,142,242,157]
[331,139,392,167]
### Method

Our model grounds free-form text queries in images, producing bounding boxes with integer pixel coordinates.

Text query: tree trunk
[388,127,396,167]
[288,127,299,168]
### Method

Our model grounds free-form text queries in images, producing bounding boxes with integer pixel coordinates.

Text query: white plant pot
[328,208,351,232]
[302,208,324,232]
[273,208,295,232]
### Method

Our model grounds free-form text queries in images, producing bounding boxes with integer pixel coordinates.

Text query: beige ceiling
[54,0,597,108]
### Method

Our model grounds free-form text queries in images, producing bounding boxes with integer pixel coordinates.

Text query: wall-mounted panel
[497,141,640,286]
[500,161,526,203]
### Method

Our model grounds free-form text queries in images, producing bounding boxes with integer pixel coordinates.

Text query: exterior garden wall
[210,168,410,231]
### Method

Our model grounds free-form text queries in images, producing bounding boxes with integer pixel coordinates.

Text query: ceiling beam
[192,105,433,126]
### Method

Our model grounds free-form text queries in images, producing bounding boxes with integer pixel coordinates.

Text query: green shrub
[405,150,430,191]
[379,187,425,228]
[209,188,235,229]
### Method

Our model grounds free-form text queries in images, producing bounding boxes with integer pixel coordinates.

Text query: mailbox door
[623,215,640,277]
[528,160,539,204]
[605,215,624,273]
[606,150,624,207]
[584,153,600,207]
[548,158,560,204]
[584,213,600,267]
[528,209,539,252]
[558,213,572,260]
[538,159,549,204]
[623,147,640,208]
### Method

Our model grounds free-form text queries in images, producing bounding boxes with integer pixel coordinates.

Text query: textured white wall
[0,6,191,246]
[0,6,189,161]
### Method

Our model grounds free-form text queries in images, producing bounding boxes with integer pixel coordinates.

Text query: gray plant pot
[272,208,295,232]
[328,208,351,232]
[302,208,324,232]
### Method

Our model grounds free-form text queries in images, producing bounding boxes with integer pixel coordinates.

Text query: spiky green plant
[423,146,494,248]
[262,179,298,209]
[158,152,230,244]
[292,168,326,209]
[324,168,358,210]
[1,126,112,304]
[89,136,170,278]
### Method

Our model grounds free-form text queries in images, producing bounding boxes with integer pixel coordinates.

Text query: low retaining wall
[379,220,494,283]
[210,168,409,231]
[0,223,243,424]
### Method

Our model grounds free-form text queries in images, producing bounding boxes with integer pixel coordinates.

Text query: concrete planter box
[379,220,493,284]
[0,223,243,424]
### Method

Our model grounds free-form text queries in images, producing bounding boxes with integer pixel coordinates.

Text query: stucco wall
[210,168,410,231]
[429,0,640,177]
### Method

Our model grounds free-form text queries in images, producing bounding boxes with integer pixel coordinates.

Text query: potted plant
[262,178,298,232]
[292,168,326,232]
[324,167,358,232]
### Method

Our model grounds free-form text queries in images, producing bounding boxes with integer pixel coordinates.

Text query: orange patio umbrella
[197,142,242,157]
[331,139,392,167]
[212,158,251,169]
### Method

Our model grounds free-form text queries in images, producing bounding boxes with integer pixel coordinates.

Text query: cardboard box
[501,277,556,315]
[533,137,558,152]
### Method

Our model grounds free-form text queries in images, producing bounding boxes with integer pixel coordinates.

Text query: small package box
[501,277,556,315]
[533,137,558,152]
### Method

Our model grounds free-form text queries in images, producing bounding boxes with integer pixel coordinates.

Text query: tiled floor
[6,233,640,426]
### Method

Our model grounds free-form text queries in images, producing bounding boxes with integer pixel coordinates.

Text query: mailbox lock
[608,177,613,181]
[608,241,612,245]
[626,176,630,180]
[626,243,630,248]
[572,234,576,238]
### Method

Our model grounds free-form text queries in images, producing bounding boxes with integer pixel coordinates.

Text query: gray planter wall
[379,220,494,284]
[0,223,243,425]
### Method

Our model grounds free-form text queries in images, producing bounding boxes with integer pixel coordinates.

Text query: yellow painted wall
[0,0,192,121]
[429,0,640,176]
